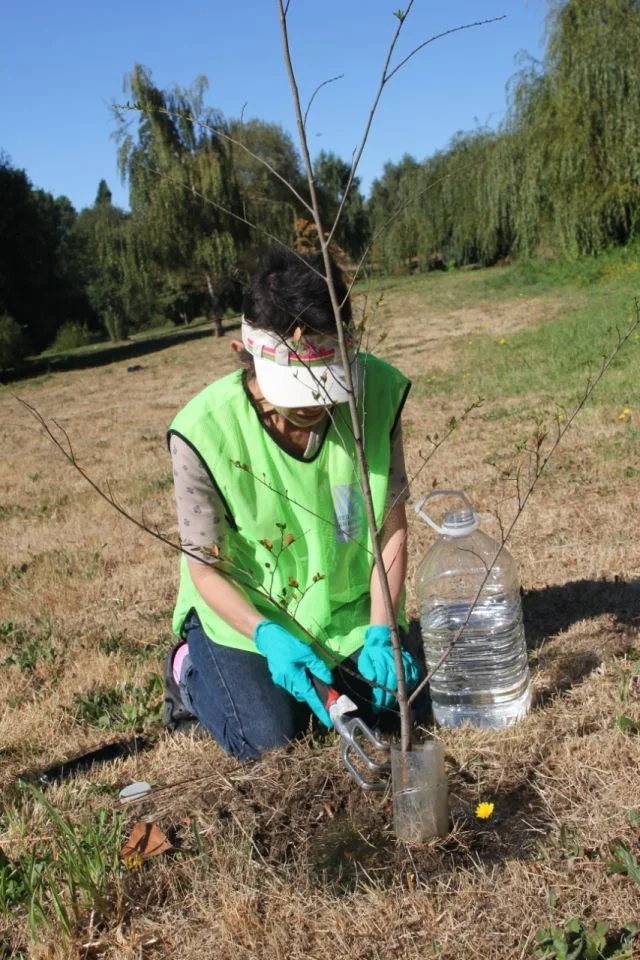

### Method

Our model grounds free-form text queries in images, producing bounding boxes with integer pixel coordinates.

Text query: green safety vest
[168,353,410,664]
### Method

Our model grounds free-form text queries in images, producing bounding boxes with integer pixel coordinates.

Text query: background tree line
[370,0,640,272]
[2,0,639,368]
[0,68,368,369]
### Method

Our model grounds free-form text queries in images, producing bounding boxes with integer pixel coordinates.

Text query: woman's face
[229,339,332,429]
[275,405,328,427]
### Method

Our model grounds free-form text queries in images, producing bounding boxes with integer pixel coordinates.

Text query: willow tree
[312,152,370,262]
[368,155,425,273]
[367,0,640,273]
[226,117,306,268]
[116,66,243,327]
[74,182,150,341]
[506,0,640,257]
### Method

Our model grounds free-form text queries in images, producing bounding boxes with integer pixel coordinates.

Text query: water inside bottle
[421,595,531,729]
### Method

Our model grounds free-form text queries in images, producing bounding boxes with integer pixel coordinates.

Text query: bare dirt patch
[367,291,572,378]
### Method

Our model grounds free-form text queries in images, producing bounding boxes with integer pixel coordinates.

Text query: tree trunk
[204,272,223,338]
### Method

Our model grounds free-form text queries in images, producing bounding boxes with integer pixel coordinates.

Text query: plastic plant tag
[119,781,152,804]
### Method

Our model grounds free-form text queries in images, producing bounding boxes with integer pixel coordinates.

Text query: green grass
[355,241,640,338]
[0,619,55,673]
[476,242,640,295]
[357,238,640,309]
[72,674,164,731]
[601,426,640,462]
[532,918,638,959]
[130,469,174,504]
[413,271,640,408]
[97,630,161,662]
[0,787,124,941]
[0,494,70,523]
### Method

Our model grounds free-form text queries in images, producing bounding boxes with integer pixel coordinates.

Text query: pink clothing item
[172,643,189,685]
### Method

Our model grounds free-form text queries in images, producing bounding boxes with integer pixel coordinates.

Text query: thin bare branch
[303,74,345,129]
[383,399,484,523]
[15,395,187,559]
[386,16,507,83]
[325,12,505,251]
[324,0,417,249]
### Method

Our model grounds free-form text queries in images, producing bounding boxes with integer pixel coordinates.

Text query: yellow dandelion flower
[122,853,144,870]
[499,338,507,345]
[618,407,632,421]
[475,801,495,820]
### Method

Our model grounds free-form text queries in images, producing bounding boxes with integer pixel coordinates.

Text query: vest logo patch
[332,484,363,543]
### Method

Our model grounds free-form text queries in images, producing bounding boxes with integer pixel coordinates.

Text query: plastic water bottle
[414,490,531,729]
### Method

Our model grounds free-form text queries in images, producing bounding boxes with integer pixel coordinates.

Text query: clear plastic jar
[415,491,531,729]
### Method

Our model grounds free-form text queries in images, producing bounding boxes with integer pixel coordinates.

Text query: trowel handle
[414,489,476,535]
[311,676,359,723]
[311,675,341,712]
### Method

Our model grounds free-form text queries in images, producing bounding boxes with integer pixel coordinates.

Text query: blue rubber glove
[357,625,421,711]
[254,621,333,728]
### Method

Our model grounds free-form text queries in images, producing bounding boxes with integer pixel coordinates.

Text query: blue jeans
[179,610,429,761]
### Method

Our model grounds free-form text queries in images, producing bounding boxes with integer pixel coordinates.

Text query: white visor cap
[241,318,360,408]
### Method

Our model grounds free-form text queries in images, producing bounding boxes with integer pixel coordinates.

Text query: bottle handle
[413,489,478,536]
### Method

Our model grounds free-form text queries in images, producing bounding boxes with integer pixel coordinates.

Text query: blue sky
[1,0,548,211]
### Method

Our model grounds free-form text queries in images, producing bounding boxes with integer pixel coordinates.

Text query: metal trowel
[313,677,391,792]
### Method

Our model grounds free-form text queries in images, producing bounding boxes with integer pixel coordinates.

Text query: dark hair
[242,248,352,336]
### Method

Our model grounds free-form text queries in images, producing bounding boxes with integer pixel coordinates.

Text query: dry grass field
[1,263,639,958]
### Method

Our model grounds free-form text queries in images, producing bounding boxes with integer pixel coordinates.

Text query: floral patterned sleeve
[170,434,225,565]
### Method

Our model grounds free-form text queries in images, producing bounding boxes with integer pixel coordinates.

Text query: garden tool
[313,677,391,792]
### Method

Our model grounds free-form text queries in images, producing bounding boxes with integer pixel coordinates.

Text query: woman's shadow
[408,576,639,709]
[522,576,640,647]
[522,576,640,705]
